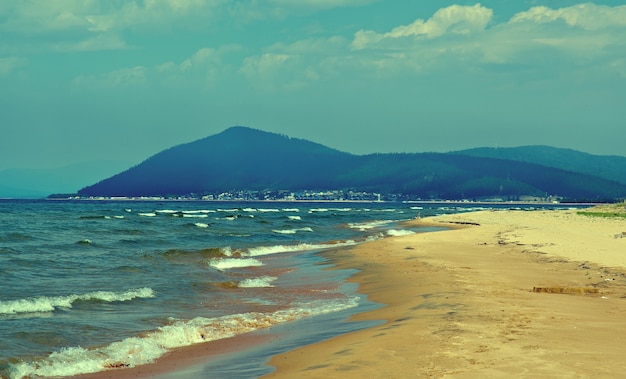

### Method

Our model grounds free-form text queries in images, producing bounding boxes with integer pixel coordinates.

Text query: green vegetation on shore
[577,202,626,219]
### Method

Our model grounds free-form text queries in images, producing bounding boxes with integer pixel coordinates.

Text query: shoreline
[262,209,626,378]
[66,208,626,378]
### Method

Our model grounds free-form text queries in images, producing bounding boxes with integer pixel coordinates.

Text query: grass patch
[577,211,626,219]
[577,202,626,219]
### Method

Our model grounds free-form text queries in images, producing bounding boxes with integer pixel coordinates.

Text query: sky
[1,0,626,173]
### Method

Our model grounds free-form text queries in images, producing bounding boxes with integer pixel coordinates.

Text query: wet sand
[263,209,626,378]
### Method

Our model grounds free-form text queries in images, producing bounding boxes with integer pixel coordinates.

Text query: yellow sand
[262,209,626,378]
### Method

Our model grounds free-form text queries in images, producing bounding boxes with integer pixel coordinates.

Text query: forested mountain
[78,127,626,202]
[454,146,626,185]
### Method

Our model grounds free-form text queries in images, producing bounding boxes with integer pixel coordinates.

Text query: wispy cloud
[0,57,28,76]
[0,1,223,52]
[67,3,626,91]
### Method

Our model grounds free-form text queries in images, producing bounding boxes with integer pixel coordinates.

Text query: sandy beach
[263,208,626,378]
[70,207,626,378]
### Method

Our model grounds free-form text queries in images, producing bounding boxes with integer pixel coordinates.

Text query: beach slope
[263,209,626,378]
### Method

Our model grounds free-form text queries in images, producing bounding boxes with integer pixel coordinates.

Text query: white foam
[138,212,157,217]
[348,220,393,231]
[308,208,329,213]
[258,208,280,212]
[282,208,300,212]
[287,215,302,221]
[386,229,415,237]
[246,240,356,257]
[182,214,208,218]
[194,223,209,228]
[0,288,155,315]
[208,258,263,270]
[8,297,359,378]
[238,276,278,288]
[272,227,313,234]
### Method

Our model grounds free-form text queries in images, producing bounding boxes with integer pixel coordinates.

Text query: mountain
[453,146,626,185]
[79,127,355,197]
[78,126,626,202]
[0,161,133,199]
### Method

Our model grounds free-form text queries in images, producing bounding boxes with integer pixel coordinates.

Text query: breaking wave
[0,288,155,316]
[208,258,264,270]
[238,276,278,288]
[272,227,313,234]
[7,297,359,379]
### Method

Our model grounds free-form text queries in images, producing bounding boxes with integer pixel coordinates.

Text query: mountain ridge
[77,126,626,202]
[453,146,626,185]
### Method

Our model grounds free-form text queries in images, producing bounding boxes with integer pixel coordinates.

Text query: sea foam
[348,220,393,231]
[0,288,155,315]
[246,240,356,257]
[208,258,264,270]
[272,227,313,234]
[7,297,359,379]
[238,276,278,288]
[386,229,415,237]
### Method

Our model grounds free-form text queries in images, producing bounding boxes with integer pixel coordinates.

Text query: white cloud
[73,46,231,90]
[240,36,349,89]
[347,3,626,80]
[510,3,626,30]
[240,53,298,88]
[0,1,221,33]
[353,4,492,50]
[0,1,223,52]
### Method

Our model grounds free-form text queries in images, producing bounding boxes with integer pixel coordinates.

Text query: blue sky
[1,0,626,172]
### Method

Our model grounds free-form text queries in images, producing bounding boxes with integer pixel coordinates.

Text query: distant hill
[78,126,626,202]
[453,146,626,185]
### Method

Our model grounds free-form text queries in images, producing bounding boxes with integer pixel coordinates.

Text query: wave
[308,208,329,213]
[272,227,313,234]
[208,258,263,270]
[238,276,278,288]
[182,214,208,218]
[7,297,359,379]
[348,220,393,231]
[162,247,229,261]
[386,229,415,237]
[287,215,302,221]
[155,209,178,214]
[138,212,157,217]
[0,288,155,316]
[246,240,356,257]
[183,210,215,214]
[194,223,209,228]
